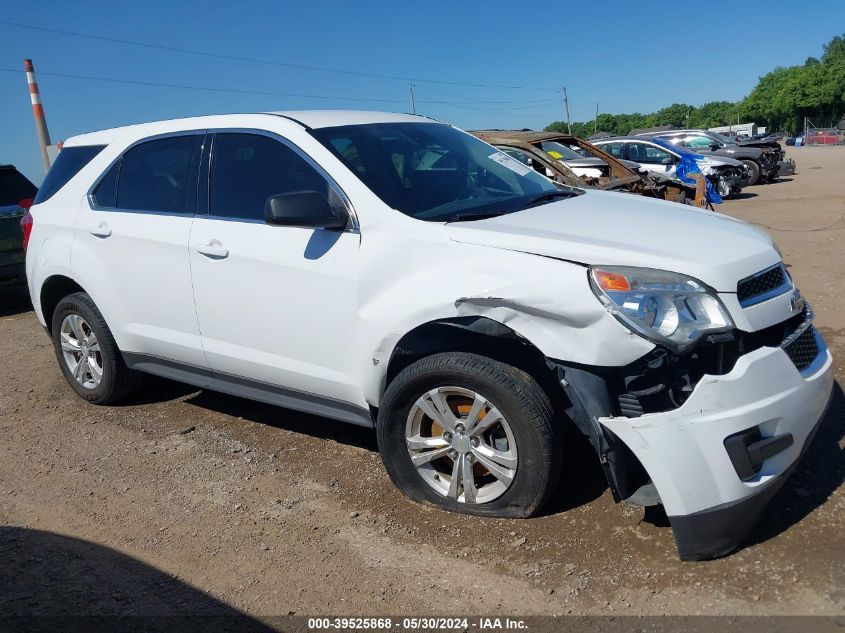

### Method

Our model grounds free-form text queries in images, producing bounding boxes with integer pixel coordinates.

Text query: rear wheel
[51,292,141,404]
[377,352,561,518]
[742,160,761,186]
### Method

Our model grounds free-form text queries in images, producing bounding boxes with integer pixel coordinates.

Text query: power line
[433,100,555,119]
[0,67,562,115]
[0,67,405,103]
[411,83,561,105]
[0,19,559,91]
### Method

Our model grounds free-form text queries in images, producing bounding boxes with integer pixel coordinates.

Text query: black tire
[51,292,141,404]
[742,160,761,186]
[377,352,562,518]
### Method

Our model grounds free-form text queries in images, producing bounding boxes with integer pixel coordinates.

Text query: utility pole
[562,85,572,134]
[408,82,416,115]
[594,102,599,137]
[24,59,52,173]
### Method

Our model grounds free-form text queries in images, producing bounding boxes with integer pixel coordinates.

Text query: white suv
[25,111,833,560]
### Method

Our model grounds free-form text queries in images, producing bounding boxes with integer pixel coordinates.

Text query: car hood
[562,157,607,168]
[696,155,744,168]
[445,190,779,292]
[736,138,782,150]
[562,157,644,172]
[720,144,764,159]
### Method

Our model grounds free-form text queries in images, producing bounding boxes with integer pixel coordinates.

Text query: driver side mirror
[264,191,349,230]
[709,142,721,151]
[660,157,674,165]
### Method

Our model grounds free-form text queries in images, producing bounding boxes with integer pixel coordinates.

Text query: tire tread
[377,352,562,518]
[51,292,141,404]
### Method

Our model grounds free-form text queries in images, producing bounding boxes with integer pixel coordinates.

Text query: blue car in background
[593,136,748,200]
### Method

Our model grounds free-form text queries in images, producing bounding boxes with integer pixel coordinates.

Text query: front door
[188,131,362,407]
[626,142,677,176]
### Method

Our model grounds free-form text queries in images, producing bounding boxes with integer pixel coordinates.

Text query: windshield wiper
[446,210,510,222]
[520,190,577,209]
[445,190,577,222]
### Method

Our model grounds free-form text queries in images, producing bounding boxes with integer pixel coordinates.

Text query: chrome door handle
[89,222,111,238]
[193,239,229,258]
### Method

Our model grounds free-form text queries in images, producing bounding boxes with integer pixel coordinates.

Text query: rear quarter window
[33,146,105,204]
[599,142,625,159]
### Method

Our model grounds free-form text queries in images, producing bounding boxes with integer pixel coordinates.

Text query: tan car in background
[472,130,706,207]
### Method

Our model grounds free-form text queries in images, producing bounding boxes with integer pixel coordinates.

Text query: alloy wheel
[59,314,103,389]
[405,386,518,504]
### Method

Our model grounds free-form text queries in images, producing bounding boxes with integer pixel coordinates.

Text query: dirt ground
[0,145,843,621]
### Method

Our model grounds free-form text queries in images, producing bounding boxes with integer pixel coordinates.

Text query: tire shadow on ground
[727,192,758,200]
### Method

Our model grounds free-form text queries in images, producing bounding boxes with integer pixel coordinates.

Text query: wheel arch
[383,317,556,395]
[40,275,88,334]
[379,316,653,506]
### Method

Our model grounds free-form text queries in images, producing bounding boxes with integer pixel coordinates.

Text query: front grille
[737,265,788,305]
[783,326,820,371]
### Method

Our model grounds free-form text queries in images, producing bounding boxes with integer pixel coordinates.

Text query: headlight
[589,266,734,353]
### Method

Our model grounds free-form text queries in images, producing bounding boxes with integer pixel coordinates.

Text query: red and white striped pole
[24,59,53,173]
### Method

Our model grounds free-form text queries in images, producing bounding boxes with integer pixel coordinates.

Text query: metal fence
[803,117,845,145]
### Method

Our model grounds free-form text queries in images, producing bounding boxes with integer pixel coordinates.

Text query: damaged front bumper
[599,334,833,560]
[778,158,796,177]
[713,167,745,197]
[760,150,782,180]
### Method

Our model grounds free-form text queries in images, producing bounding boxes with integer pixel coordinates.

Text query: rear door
[74,133,208,368]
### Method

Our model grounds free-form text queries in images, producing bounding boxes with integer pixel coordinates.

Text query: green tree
[545,33,845,136]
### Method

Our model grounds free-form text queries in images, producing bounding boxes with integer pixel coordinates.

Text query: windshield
[311,122,564,221]
[708,131,735,145]
[538,141,586,162]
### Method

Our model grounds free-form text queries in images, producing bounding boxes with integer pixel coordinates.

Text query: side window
[658,135,686,147]
[498,147,550,177]
[686,135,715,149]
[209,133,333,222]
[627,142,673,164]
[34,145,105,204]
[600,143,625,159]
[116,135,202,214]
[497,147,533,166]
[92,160,120,208]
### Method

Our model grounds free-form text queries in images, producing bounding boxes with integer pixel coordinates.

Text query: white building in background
[709,122,758,137]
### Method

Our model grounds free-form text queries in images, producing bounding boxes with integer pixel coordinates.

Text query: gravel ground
[0,146,843,620]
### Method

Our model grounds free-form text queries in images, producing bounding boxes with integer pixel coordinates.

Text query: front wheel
[377,352,562,518]
[742,160,761,186]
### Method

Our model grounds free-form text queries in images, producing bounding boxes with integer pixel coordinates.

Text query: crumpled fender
[354,228,654,406]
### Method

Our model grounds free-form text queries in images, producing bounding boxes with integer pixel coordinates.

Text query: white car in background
[594,136,748,198]
[531,139,645,179]
[24,111,832,561]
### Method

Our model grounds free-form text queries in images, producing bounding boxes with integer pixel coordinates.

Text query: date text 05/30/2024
[307,617,529,630]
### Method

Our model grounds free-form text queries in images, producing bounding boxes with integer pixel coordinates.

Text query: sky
[2,0,844,184]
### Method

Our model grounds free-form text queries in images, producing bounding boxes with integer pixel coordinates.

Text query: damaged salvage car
[639,129,783,185]
[471,130,701,205]
[25,111,833,561]
[593,136,747,199]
